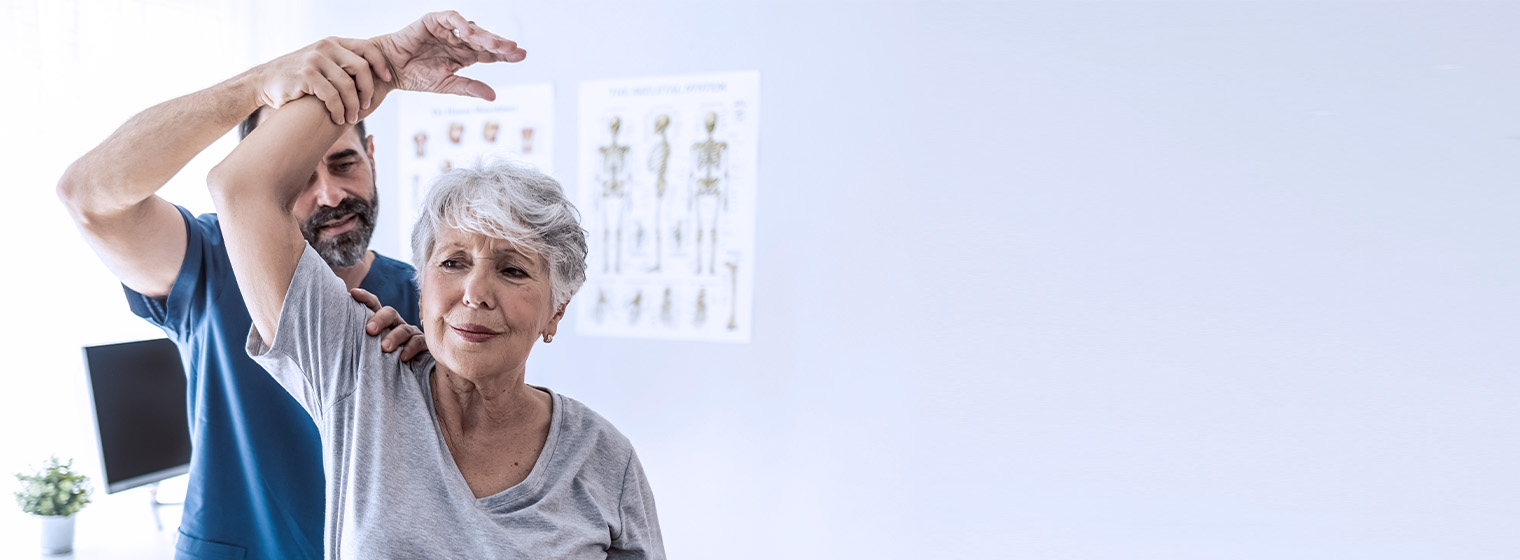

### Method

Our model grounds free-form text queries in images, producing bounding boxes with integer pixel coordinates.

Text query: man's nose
[309,170,345,207]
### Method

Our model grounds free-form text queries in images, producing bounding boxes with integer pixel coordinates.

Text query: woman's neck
[430,365,545,433]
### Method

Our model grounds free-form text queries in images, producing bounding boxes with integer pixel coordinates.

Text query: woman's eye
[439,259,464,270]
[502,267,527,278]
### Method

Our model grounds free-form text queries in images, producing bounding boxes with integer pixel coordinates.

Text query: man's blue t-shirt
[125,206,420,560]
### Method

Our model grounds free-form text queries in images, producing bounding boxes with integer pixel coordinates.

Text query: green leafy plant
[14,457,92,517]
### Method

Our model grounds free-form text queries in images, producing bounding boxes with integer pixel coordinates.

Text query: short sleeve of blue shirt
[122,205,419,560]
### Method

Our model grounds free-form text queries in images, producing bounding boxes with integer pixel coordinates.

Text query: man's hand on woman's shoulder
[351,288,429,362]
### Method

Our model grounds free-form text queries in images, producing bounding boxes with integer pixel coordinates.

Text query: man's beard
[300,191,379,269]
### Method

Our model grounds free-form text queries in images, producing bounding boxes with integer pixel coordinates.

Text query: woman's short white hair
[410,160,588,307]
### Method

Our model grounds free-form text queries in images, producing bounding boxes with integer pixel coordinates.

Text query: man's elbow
[56,161,107,226]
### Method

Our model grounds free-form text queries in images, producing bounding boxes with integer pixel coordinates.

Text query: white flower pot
[38,513,76,555]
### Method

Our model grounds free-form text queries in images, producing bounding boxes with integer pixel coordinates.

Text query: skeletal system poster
[576,71,759,342]
[395,84,555,263]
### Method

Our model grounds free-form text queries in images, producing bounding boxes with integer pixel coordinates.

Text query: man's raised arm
[56,39,390,297]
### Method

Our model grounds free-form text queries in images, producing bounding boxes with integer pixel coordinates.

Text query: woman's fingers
[433,11,524,59]
[436,74,497,101]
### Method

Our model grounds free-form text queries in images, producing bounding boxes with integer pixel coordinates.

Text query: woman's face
[419,225,565,380]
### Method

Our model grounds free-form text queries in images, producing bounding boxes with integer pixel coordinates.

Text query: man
[57,12,521,560]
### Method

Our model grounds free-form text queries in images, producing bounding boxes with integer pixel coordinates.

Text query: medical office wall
[301,2,1515,559]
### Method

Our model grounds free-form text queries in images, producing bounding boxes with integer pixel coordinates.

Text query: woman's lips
[449,323,501,343]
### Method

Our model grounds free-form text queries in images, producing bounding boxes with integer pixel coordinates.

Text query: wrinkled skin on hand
[370,11,527,101]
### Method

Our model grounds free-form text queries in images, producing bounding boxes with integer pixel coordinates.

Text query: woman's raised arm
[207,90,384,343]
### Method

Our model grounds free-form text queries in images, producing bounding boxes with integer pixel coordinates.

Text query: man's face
[293,131,379,269]
[253,109,379,269]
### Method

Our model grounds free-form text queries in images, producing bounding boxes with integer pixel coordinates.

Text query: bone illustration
[690,112,729,275]
[647,114,672,272]
[597,117,632,273]
[412,132,428,158]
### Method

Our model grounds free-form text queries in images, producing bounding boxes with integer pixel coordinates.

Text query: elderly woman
[205,20,663,559]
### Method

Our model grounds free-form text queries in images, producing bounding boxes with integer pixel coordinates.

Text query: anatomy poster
[576,71,759,342]
[395,84,555,263]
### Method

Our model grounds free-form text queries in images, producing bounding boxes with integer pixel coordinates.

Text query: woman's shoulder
[542,390,638,464]
[395,354,437,386]
[549,391,628,438]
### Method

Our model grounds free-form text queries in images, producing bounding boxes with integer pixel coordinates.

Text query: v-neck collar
[421,361,564,512]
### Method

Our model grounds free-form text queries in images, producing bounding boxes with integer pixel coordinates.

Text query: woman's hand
[368,11,527,102]
[352,288,429,362]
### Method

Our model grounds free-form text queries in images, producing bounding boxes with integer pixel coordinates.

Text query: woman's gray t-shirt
[246,245,663,559]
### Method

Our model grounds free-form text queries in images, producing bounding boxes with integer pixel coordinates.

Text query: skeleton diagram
[594,290,609,324]
[725,261,739,330]
[646,115,672,272]
[660,287,674,326]
[626,290,644,325]
[690,112,729,275]
[597,117,631,273]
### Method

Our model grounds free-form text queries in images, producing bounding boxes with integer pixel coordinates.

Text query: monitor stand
[148,482,184,532]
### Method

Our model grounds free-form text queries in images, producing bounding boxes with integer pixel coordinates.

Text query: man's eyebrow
[326,149,361,161]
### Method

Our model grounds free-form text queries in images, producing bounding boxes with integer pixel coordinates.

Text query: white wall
[8,0,1515,558]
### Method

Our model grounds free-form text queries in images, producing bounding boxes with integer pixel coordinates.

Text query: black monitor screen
[83,338,191,494]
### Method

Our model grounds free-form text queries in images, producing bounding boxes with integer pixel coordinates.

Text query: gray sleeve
[609,448,665,560]
[245,244,374,420]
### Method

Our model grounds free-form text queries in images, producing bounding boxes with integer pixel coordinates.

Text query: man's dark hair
[238,106,368,144]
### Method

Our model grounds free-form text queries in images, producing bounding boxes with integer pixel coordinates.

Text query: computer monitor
[82,338,191,494]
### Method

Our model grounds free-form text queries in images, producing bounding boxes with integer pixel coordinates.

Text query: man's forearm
[58,71,258,222]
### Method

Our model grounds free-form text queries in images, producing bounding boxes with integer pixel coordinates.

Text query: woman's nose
[460,270,494,309]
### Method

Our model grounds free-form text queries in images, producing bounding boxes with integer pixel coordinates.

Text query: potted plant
[15,456,92,555]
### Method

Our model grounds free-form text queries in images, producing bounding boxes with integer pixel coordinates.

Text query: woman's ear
[544,301,570,338]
